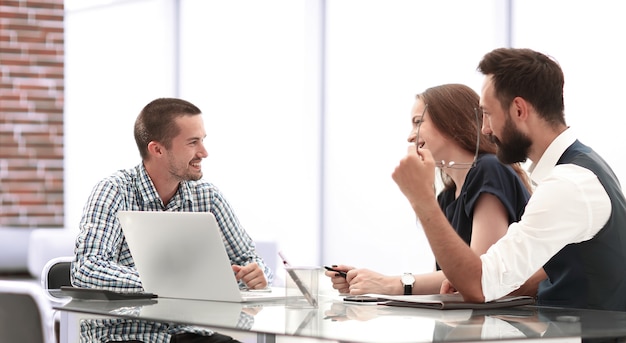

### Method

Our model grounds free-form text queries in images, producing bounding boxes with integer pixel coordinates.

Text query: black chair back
[46,261,71,290]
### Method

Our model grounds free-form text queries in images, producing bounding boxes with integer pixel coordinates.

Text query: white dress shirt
[480,128,611,301]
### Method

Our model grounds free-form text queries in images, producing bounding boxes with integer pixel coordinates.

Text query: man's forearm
[414,199,485,302]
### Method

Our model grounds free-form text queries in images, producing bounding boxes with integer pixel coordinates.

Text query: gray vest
[538,140,626,310]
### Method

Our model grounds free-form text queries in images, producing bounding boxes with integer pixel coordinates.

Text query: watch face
[401,274,414,285]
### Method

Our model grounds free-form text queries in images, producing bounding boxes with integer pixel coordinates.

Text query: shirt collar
[528,127,577,185]
[136,164,162,206]
[136,163,196,209]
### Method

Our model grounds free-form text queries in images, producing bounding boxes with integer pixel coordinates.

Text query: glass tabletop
[54,293,626,343]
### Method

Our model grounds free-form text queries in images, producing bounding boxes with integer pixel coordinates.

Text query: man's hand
[392,146,437,214]
[233,262,268,289]
[440,278,458,294]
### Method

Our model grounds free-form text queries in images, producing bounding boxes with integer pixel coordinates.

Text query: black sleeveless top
[436,154,530,270]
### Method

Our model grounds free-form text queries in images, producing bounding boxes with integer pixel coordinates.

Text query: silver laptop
[117,210,286,302]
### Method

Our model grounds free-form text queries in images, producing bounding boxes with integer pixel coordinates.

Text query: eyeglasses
[414,105,480,169]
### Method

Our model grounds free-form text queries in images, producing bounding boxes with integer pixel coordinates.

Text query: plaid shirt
[71,163,273,292]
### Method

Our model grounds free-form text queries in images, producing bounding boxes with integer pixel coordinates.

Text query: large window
[65,0,626,277]
[178,0,322,267]
[65,0,177,231]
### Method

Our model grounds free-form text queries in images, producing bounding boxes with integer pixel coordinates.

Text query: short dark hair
[477,48,566,126]
[134,98,202,160]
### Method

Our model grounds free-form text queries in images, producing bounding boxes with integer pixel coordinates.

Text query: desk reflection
[57,296,626,343]
[73,300,259,343]
[324,301,395,322]
[433,308,555,341]
[323,301,583,341]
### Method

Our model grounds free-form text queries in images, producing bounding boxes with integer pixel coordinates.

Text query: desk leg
[59,311,113,343]
[257,333,276,343]
[59,311,69,343]
[59,311,84,343]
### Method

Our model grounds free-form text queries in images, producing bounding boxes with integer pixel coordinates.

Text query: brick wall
[0,0,64,227]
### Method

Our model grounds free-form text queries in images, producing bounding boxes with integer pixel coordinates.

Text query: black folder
[374,293,535,310]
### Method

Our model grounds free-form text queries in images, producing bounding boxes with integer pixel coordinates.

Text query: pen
[324,265,347,278]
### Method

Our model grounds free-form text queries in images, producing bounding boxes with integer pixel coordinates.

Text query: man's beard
[493,116,531,164]
[167,155,203,181]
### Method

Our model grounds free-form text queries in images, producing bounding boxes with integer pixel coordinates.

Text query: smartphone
[343,295,380,304]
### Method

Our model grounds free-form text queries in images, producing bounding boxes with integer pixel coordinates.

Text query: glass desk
[54,293,626,343]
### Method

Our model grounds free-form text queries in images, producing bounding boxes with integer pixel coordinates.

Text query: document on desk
[372,293,535,310]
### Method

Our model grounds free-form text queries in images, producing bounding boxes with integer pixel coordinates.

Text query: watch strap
[402,273,414,295]
[404,283,412,295]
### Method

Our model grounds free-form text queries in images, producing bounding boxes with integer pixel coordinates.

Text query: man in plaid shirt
[71,98,273,343]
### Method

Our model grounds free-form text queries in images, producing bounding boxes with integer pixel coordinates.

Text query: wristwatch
[401,273,415,295]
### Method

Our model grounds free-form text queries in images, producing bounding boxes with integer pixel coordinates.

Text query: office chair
[40,255,73,303]
[40,255,73,343]
[0,280,56,343]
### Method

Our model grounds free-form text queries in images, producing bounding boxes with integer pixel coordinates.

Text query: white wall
[64,0,626,279]
[64,0,177,233]
[512,0,626,188]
